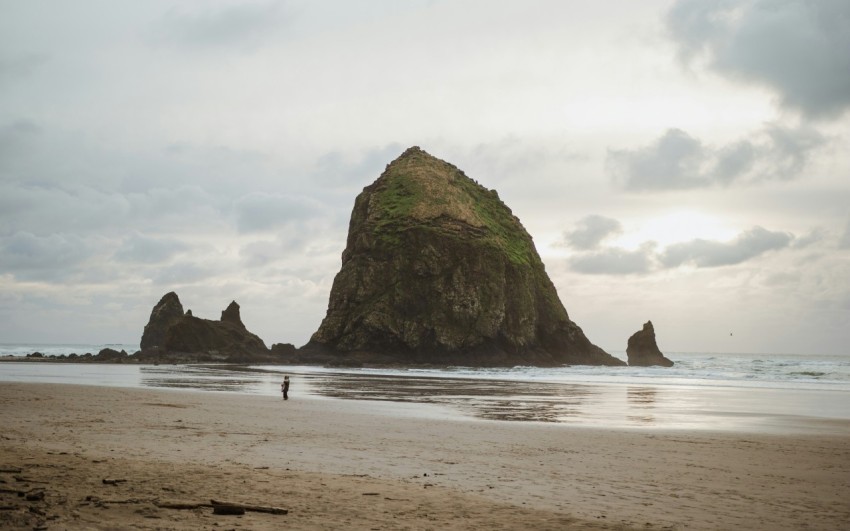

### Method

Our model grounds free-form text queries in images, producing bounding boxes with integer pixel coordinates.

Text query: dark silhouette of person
[281,376,290,400]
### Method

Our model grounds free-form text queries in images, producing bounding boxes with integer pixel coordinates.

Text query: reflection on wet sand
[302,372,599,423]
[138,365,679,427]
[140,365,271,394]
[139,365,606,423]
[627,386,657,424]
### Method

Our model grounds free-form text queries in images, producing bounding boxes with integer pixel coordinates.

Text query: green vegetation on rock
[368,148,536,265]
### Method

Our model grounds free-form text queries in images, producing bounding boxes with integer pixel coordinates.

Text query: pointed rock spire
[140,292,184,349]
[220,301,244,328]
[626,321,674,367]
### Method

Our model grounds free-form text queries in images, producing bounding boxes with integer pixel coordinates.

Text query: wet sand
[2,382,849,530]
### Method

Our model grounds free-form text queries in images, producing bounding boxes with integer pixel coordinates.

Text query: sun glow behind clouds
[614,210,738,249]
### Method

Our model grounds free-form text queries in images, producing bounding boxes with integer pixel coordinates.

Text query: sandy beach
[1,382,849,530]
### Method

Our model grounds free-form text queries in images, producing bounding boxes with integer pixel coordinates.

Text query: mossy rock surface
[306,147,624,367]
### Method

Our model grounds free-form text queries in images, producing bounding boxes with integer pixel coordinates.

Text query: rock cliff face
[304,146,624,367]
[140,292,185,350]
[139,293,268,361]
[626,321,673,367]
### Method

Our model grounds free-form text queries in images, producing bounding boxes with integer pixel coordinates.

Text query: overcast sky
[1,0,848,356]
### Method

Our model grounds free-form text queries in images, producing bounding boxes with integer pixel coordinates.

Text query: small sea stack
[626,321,674,367]
[138,292,269,362]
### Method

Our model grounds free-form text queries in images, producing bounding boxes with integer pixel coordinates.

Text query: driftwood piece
[210,499,288,515]
[13,475,48,485]
[25,491,45,501]
[154,499,288,515]
[101,498,142,504]
[102,479,127,485]
[154,501,212,510]
[212,504,245,515]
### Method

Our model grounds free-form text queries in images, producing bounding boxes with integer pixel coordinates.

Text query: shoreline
[2,361,849,434]
[2,382,849,529]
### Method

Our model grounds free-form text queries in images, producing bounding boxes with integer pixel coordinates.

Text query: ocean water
[2,345,849,433]
[3,344,848,390]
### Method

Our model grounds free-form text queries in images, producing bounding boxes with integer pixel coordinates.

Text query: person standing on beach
[281,376,290,400]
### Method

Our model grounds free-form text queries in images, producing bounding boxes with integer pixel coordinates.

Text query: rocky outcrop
[626,321,673,367]
[220,301,244,328]
[303,146,625,367]
[94,348,128,362]
[271,342,297,359]
[140,292,185,350]
[138,293,270,362]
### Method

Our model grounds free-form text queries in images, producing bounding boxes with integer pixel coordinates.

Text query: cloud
[666,0,850,119]
[563,215,622,250]
[0,53,48,86]
[240,240,282,268]
[153,2,291,51]
[790,228,825,250]
[0,120,41,172]
[312,143,406,191]
[463,138,587,185]
[607,125,825,191]
[568,244,656,275]
[113,233,189,264]
[565,222,799,275]
[839,219,850,249]
[152,262,217,285]
[660,226,793,268]
[0,232,94,281]
[233,192,325,234]
[0,182,230,238]
[607,129,707,191]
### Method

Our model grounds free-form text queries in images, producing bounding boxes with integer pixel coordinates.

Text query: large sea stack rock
[139,293,268,361]
[304,146,625,367]
[626,321,674,367]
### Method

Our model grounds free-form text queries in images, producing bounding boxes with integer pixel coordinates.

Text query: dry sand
[1,382,848,530]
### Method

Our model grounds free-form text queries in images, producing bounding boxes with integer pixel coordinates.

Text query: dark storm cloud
[666,0,850,118]
[568,245,656,276]
[563,215,622,250]
[607,125,825,191]
[153,2,291,51]
[660,226,793,268]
